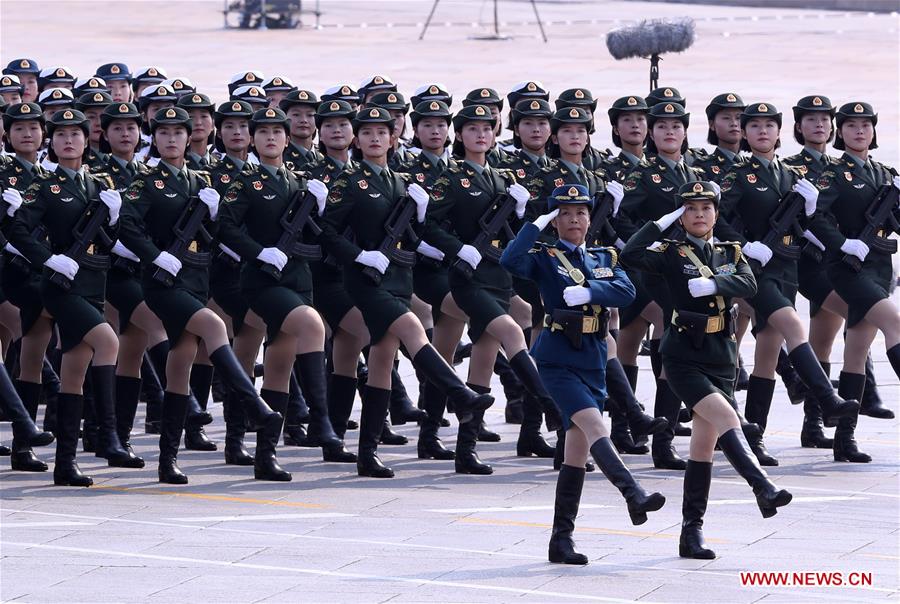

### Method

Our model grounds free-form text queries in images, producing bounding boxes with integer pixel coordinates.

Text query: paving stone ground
[1,1,898,602]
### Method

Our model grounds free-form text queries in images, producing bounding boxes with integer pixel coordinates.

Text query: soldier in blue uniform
[622,181,792,559]
[501,184,664,565]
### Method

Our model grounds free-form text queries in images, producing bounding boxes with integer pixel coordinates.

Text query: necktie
[75,172,86,196]
[769,162,781,190]
[126,162,136,177]
[381,169,393,196]
[436,159,445,172]
[675,163,687,182]
[864,162,875,183]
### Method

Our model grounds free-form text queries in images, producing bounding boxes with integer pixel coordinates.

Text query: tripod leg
[419,0,441,40]
[529,0,548,42]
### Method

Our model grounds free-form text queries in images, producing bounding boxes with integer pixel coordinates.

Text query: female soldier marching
[622,181,792,560]
[118,107,282,484]
[501,184,664,565]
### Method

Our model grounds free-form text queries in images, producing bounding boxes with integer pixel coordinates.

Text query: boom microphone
[606,17,696,91]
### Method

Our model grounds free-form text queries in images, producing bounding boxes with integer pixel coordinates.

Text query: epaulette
[636,157,653,169]
[588,245,618,267]
[689,147,710,161]
[648,241,669,253]
[688,165,705,178]
[721,241,743,263]
[88,171,115,189]
[240,163,259,176]
[447,164,462,174]
[35,170,54,181]
[731,156,752,170]
[397,172,411,183]
[784,164,806,178]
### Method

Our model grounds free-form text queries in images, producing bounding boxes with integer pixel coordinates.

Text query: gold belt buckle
[490,239,501,248]
[876,229,887,238]
[86,244,95,255]
[188,240,199,252]
[582,316,599,333]
[395,241,403,250]
[706,314,724,333]
[782,235,793,245]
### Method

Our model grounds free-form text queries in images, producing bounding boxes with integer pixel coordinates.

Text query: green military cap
[231,85,268,108]
[138,84,177,111]
[410,100,451,128]
[678,180,719,207]
[2,102,44,131]
[3,58,40,76]
[46,108,89,137]
[321,84,359,105]
[39,66,76,89]
[411,83,452,108]
[548,183,593,211]
[214,99,253,128]
[279,88,318,111]
[463,87,503,109]
[315,99,357,128]
[792,95,835,122]
[0,74,23,95]
[835,101,875,127]
[452,103,496,131]
[705,92,745,121]
[249,106,289,134]
[151,106,192,134]
[648,102,690,127]
[262,75,295,94]
[607,95,649,125]
[132,66,167,91]
[75,91,113,110]
[73,76,109,97]
[550,106,592,134]
[228,70,265,95]
[740,102,781,128]
[352,105,394,133]
[358,75,396,102]
[100,101,141,129]
[177,92,215,112]
[646,86,685,108]
[555,88,597,112]
[512,98,552,123]
[96,62,132,82]
[161,77,195,98]
[368,91,409,114]
[38,87,75,109]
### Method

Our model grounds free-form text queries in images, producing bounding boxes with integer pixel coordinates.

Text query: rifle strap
[679,244,726,314]
[549,247,603,316]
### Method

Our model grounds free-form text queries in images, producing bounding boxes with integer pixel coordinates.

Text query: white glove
[532,209,559,231]
[840,238,869,262]
[99,189,122,225]
[307,179,328,216]
[111,240,140,262]
[407,183,429,223]
[218,243,241,262]
[793,178,819,216]
[742,241,773,266]
[653,206,685,232]
[152,251,182,277]
[2,189,23,217]
[802,229,825,252]
[893,175,900,191]
[709,181,721,198]
[257,247,288,271]
[355,250,389,274]
[563,285,592,307]
[508,183,530,219]
[198,187,220,220]
[416,240,445,261]
[688,277,718,298]
[607,181,624,216]
[44,254,79,280]
[456,244,482,270]
[3,242,24,257]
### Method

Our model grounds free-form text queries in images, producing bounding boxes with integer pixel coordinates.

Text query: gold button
[709,302,715,308]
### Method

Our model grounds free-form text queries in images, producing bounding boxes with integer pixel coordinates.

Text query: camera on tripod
[224,0,302,29]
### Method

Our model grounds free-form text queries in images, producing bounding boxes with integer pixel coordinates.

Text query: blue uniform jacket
[501,222,636,370]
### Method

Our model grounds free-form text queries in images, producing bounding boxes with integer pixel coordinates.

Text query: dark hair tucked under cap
[46,108,90,162]
[75,91,113,111]
[646,86,685,108]
[368,91,409,114]
[279,89,319,111]
[452,104,496,131]
[315,99,357,129]
[647,102,690,154]
[555,88,597,113]
[352,105,394,134]
[739,102,782,152]
[834,101,878,150]
[550,106,592,135]
[215,99,253,128]
[151,106,192,134]
[249,106,289,136]
[2,102,44,132]
[463,87,503,110]
[607,95,649,148]
[410,100,450,127]
[791,95,834,145]
[100,101,141,129]
[513,98,553,124]
[177,92,215,112]
[704,92,745,145]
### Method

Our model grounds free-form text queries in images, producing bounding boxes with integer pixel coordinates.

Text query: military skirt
[746,258,798,334]
[797,252,833,318]
[344,263,412,344]
[536,361,605,431]
[310,260,354,333]
[450,261,511,343]
[40,268,107,353]
[241,260,313,342]
[618,268,654,328]
[142,266,209,344]
[1,255,45,336]
[827,253,894,328]
[413,259,451,324]
[106,260,144,331]
[512,276,544,328]
[663,353,737,412]
[210,253,249,334]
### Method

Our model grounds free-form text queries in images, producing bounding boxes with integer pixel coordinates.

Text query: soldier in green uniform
[178,93,218,170]
[808,101,900,461]
[616,101,707,470]
[692,93,746,183]
[603,95,649,183]
[3,58,40,103]
[1,102,57,473]
[318,105,493,478]
[622,180,792,559]
[367,91,415,170]
[206,99,263,465]
[98,101,166,466]
[219,107,354,481]
[135,84,177,163]
[75,91,112,171]
[118,107,282,485]
[279,89,323,169]
[718,102,862,465]
[553,88,610,171]
[8,109,139,485]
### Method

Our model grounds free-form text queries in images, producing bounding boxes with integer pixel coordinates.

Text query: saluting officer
[501,184,663,565]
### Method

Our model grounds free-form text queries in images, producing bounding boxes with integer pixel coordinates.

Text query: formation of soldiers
[0,58,898,564]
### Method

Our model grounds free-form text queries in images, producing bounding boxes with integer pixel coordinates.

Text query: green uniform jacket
[602,151,642,183]
[690,147,743,183]
[621,221,756,365]
[284,142,323,171]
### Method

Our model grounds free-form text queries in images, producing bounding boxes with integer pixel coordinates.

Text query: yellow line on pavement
[91,486,325,508]
[457,517,727,543]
